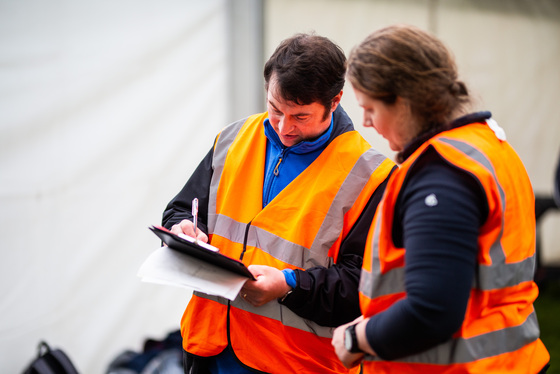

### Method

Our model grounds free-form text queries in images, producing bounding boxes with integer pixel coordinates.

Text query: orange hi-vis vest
[180,112,395,373]
[359,120,550,373]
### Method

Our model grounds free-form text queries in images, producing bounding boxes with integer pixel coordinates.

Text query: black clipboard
[149,225,255,280]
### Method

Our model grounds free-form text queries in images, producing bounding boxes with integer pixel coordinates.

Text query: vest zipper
[239,219,253,261]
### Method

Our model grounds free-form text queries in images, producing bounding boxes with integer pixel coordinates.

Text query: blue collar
[263,117,333,154]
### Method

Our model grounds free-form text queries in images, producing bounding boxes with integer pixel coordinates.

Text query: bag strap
[49,350,79,374]
[31,358,57,374]
[38,341,51,357]
[26,341,80,374]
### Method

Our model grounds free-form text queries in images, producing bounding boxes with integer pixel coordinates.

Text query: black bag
[23,341,80,374]
[105,330,183,374]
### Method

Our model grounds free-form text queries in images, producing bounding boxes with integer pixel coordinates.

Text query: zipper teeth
[239,220,252,261]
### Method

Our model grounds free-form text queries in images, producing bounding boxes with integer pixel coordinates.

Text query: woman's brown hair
[347,24,470,133]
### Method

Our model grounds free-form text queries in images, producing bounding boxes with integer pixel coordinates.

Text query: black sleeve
[365,150,487,360]
[280,166,396,327]
[162,146,214,234]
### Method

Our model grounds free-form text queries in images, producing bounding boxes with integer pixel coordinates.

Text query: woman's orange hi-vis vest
[181,112,395,373]
[359,120,549,373]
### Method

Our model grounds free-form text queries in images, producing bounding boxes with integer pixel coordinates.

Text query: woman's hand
[332,316,366,368]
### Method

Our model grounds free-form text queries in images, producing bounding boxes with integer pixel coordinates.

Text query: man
[162,33,396,374]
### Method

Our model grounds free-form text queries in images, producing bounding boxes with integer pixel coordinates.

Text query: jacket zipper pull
[273,157,282,176]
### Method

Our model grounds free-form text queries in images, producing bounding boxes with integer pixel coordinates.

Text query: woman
[332,24,550,373]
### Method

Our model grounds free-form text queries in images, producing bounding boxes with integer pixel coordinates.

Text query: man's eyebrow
[268,99,311,116]
[268,100,280,111]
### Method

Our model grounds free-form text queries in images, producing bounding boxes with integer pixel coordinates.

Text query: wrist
[281,269,297,288]
[279,288,293,302]
[344,323,362,353]
[279,269,296,302]
[354,319,377,357]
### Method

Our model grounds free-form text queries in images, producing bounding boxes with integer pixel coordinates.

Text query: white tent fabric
[265,0,560,264]
[1,0,559,373]
[1,1,230,372]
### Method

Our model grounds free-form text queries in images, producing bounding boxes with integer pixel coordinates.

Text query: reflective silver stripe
[211,214,247,245]
[439,138,535,290]
[311,148,388,260]
[360,266,405,298]
[207,114,317,268]
[359,208,405,298]
[364,310,541,364]
[208,117,248,231]
[361,137,535,300]
[230,294,335,338]
[193,291,335,338]
[210,147,388,268]
[249,224,323,267]
[211,213,319,267]
[361,135,540,365]
[193,290,228,304]
[206,118,389,335]
[478,253,536,291]
[209,119,388,269]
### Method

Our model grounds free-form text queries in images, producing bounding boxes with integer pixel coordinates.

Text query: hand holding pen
[169,197,208,243]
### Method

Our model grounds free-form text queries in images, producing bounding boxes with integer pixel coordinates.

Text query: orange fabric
[360,122,549,372]
[213,113,268,224]
[459,282,539,338]
[181,295,228,356]
[181,112,392,372]
[363,339,549,374]
[230,308,359,374]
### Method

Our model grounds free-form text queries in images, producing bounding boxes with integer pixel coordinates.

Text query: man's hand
[170,219,208,243]
[332,316,366,368]
[240,265,292,307]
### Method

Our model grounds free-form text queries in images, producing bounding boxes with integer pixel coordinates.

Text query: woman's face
[352,87,415,152]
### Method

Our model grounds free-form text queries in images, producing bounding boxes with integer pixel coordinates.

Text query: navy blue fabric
[208,349,255,374]
[366,148,486,360]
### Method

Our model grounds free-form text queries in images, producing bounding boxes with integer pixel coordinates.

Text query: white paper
[138,246,249,300]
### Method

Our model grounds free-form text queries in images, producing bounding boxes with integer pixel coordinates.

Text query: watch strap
[346,323,362,353]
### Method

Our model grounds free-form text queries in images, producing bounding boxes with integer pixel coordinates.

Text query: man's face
[266,75,338,147]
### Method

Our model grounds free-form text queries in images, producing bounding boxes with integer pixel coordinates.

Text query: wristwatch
[344,323,362,353]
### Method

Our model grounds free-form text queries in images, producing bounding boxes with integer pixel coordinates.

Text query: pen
[192,198,198,239]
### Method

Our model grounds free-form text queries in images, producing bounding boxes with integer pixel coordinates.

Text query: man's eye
[295,116,308,121]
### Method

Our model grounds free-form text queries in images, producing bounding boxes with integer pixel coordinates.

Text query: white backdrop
[265,0,560,265]
[1,1,559,373]
[0,1,229,372]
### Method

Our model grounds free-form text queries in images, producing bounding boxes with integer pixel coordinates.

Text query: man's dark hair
[264,33,346,111]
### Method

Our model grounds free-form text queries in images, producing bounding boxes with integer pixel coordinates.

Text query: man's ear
[331,90,343,112]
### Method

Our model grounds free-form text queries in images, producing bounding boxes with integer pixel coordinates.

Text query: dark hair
[347,24,470,132]
[264,33,346,111]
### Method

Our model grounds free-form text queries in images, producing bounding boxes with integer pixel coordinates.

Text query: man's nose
[278,117,295,134]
